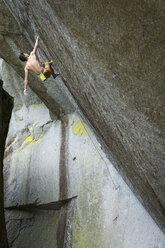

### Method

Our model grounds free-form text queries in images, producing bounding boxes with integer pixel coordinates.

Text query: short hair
[19,53,26,62]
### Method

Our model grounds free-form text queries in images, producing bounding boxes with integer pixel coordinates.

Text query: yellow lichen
[32,104,42,108]
[73,117,91,137]
[17,132,43,151]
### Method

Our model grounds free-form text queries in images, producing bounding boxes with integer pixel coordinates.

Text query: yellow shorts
[38,73,47,82]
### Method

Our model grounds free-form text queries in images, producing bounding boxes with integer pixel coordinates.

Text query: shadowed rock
[1,0,165,234]
[0,80,13,248]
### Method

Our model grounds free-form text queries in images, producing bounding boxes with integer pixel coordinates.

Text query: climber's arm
[24,68,29,94]
[32,36,39,54]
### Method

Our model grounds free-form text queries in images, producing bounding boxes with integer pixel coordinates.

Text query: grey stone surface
[0,80,13,248]
[5,210,60,248]
[1,0,164,232]
[68,114,165,248]
[1,59,76,247]
[1,61,165,247]
[0,0,165,245]
[0,59,75,208]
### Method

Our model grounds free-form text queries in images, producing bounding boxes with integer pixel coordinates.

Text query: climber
[19,36,59,95]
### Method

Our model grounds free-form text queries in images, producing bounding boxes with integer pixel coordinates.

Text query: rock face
[1,59,165,248]
[0,80,13,248]
[0,0,164,245]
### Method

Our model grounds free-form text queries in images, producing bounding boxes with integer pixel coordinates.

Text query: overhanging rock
[1,0,165,234]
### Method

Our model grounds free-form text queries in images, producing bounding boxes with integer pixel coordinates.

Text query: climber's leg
[52,71,60,79]
[42,61,59,79]
[48,63,59,79]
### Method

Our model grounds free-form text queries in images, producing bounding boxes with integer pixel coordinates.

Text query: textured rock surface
[1,60,165,247]
[0,59,75,207]
[1,59,76,247]
[5,210,60,248]
[0,0,165,238]
[0,80,13,247]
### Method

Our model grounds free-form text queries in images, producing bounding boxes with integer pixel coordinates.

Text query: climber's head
[19,53,29,62]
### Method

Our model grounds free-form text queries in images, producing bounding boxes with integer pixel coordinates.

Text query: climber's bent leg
[45,62,59,78]
[38,61,59,81]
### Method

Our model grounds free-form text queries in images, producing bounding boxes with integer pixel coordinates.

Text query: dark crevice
[5,197,76,211]
[58,113,75,248]
[59,116,70,200]
[0,80,13,248]
[57,199,75,248]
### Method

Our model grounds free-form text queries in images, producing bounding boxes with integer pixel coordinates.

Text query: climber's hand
[35,36,39,41]
[24,88,27,95]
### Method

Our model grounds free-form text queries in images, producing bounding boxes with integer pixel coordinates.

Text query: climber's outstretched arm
[32,36,39,54]
[24,68,29,95]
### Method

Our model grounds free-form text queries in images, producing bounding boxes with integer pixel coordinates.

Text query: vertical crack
[59,115,70,200]
[58,114,75,248]
[57,200,75,248]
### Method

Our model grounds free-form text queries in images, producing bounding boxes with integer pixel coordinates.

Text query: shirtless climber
[19,36,59,95]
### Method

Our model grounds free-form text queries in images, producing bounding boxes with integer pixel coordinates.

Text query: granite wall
[1,60,165,248]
